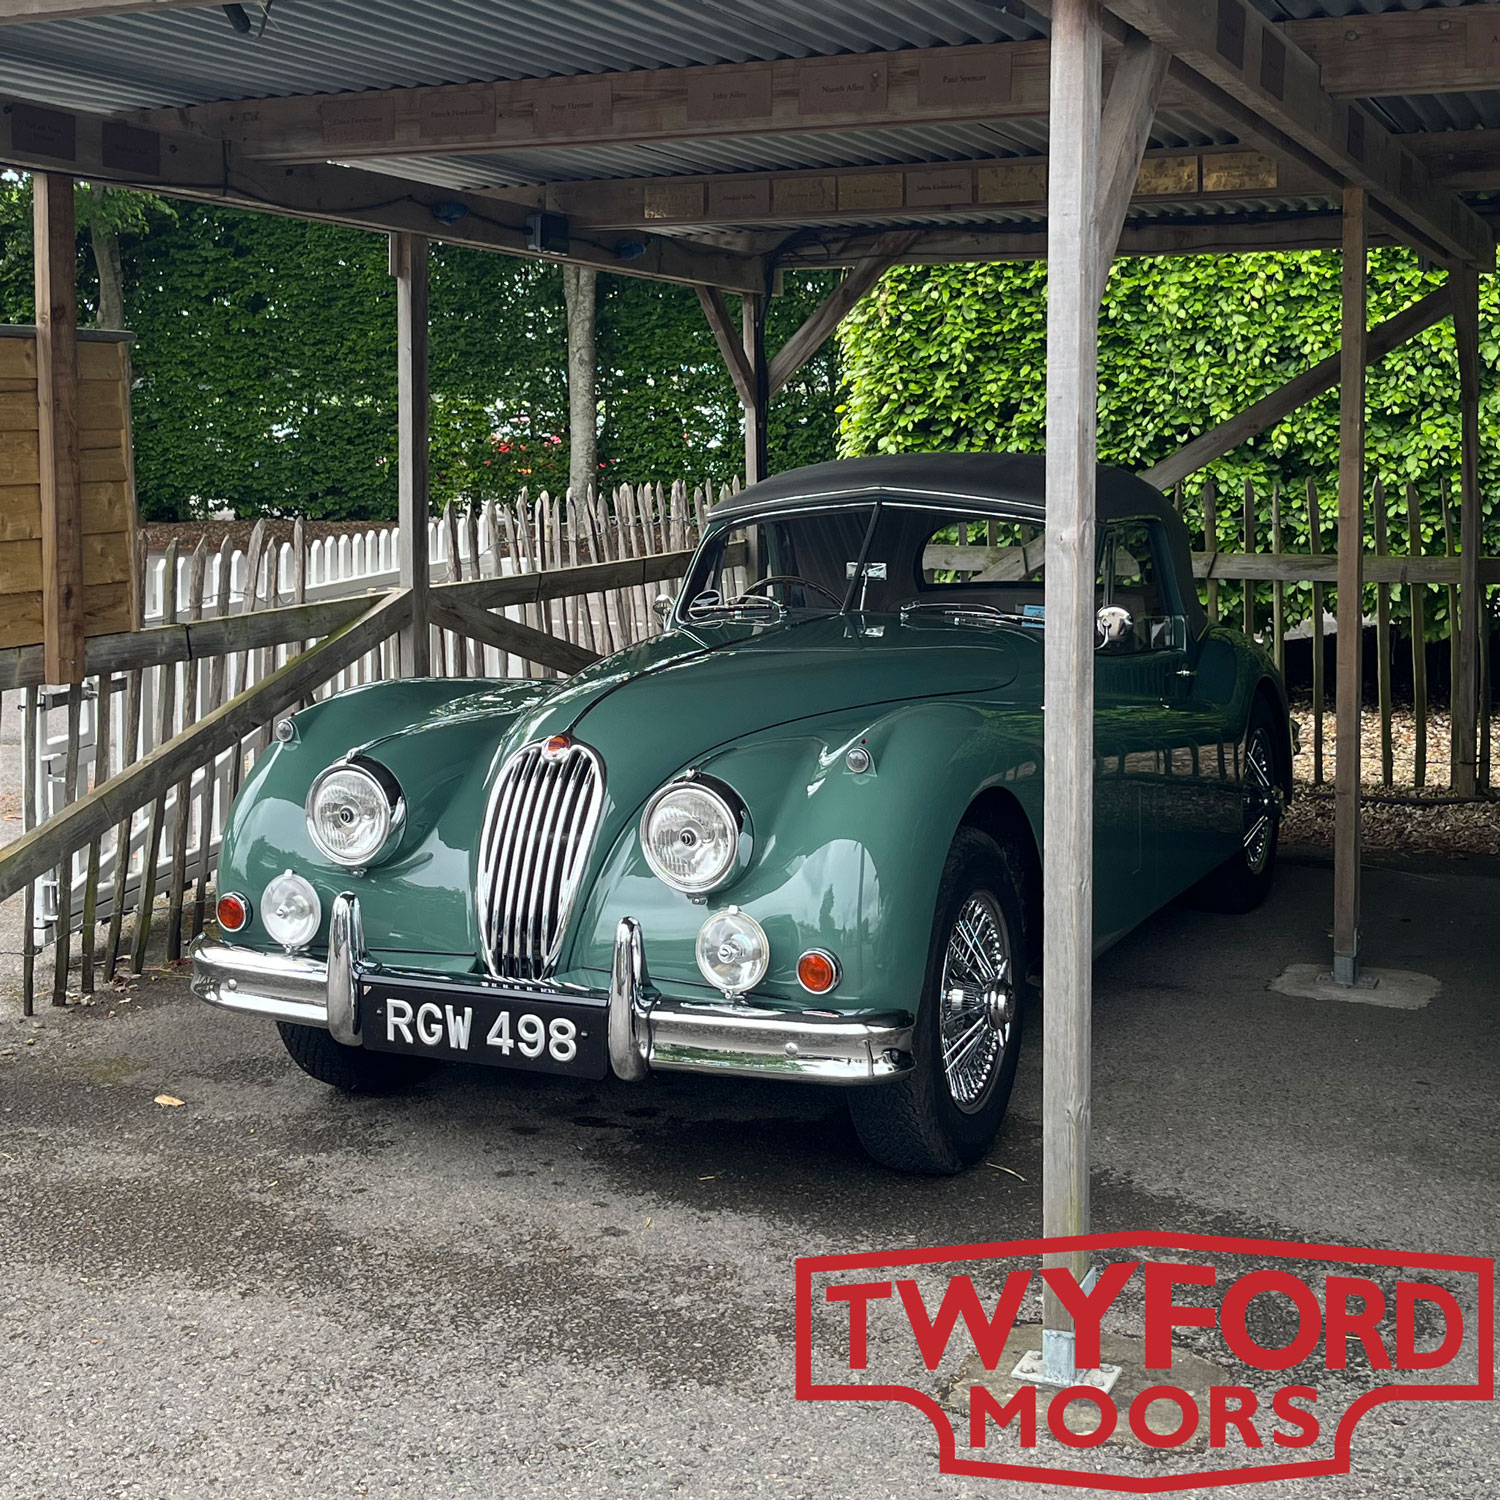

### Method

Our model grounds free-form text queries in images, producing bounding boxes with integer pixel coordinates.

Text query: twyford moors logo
[795,1231,1492,1492]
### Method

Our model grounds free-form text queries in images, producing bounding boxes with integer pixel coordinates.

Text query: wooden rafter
[766,232,920,398]
[504,144,1318,232]
[1286,8,1500,99]
[0,0,205,19]
[1101,0,1493,266]
[695,287,755,410]
[0,94,764,293]
[1093,31,1169,288]
[141,42,1190,164]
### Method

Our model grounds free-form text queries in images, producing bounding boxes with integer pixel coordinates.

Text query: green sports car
[192,454,1291,1173]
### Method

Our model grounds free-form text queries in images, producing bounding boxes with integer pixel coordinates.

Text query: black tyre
[849,827,1028,1175]
[276,1022,431,1094]
[1191,698,1285,915]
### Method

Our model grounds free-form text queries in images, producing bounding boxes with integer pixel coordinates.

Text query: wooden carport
[0,0,1496,1387]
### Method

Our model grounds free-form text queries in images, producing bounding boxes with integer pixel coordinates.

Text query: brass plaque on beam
[905,166,974,208]
[977,162,1047,204]
[643,181,706,221]
[686,66,774,124]
[708,178,773,219]
[101,121,160,177]
[11,104,76,162]
[772,176,838,215]
[838,173,903,212]
[533,79,613,136]
[321,94,397,146]
[917,53,1012,107]
[419,87,497,142]
[1202,151,1277,193]
[1135,156,1199,197]
[797,59,889,116]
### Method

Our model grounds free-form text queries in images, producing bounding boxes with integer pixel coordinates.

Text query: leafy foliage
[839,251,1500,634]
[0,177,839,520]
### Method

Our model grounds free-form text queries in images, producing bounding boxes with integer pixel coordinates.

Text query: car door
[1093,517,1206,927]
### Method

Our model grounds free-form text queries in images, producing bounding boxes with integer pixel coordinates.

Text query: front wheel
[848,828,1029,1175]
[277,1022,431,1094]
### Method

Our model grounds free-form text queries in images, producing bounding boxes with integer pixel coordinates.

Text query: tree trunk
[562,263,598,500]
[91,224,126,329]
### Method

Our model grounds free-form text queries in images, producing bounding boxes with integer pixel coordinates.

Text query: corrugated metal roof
[0,0,1494,250]
[0,0,1044,113]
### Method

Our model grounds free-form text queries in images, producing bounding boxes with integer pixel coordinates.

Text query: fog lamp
[261,870,321,952]
[695,906,769,998]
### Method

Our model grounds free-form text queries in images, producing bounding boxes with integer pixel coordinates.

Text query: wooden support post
[33,173,85,684]
[391,232,431,677]
[742,290,769,488]
[1041,0,1103,1387]
[1333,187,1366,987]
[1452,264,1482,798]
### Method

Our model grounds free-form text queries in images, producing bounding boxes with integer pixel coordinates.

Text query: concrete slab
[946,1325,1229,1452]
[1269,961,1441,1009]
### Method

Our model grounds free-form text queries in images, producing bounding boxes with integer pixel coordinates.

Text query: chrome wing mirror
[1096,604,1133,647]
[653,594,675,625]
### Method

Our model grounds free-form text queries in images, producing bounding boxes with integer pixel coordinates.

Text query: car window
[1095,519,1185,652]
[682,507,875,617]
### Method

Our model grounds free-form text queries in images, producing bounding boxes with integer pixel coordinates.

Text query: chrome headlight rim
[639,775,751,896]
[304,757,406,869]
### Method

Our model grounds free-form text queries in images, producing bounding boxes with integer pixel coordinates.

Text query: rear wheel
[1192,700,1284,914]
[849,828,1028,1175]
[277,1022,431,1094]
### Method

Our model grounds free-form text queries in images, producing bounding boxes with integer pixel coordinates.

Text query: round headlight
[640,779,747,895]
[695,906,770,997]
[261,870,321,951]
[306,761,403,868]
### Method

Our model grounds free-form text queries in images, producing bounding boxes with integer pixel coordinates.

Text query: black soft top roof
[710,453,1173,525]
[708,452,1206,636]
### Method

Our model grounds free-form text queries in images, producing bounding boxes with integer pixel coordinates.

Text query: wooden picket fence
[1178,472,1496,793]
[1,482,716,1015]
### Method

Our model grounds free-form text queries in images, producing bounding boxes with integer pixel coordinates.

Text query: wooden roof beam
[497,145,1324,232]
[137,40,1201,163]
[0,95,765,293]
[0,0,207,20]
[1285,7,1500,99]
[1103,0,1493,267]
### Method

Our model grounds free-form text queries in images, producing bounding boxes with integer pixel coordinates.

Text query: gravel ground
[1284,705,1500,856]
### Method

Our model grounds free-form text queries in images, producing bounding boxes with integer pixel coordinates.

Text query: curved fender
[564,697,1042,1019]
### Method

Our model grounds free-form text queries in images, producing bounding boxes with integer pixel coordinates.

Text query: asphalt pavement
[0,849,1496,1499]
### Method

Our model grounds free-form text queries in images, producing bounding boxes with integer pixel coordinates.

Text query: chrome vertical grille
[477,738,605,980]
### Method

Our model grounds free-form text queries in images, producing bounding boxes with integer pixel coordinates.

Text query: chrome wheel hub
[1242,726,1280,876]
[939,891,1014,1115]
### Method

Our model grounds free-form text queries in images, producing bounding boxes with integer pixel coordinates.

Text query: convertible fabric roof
[713,452,1169,522]
[710,452,1208,635]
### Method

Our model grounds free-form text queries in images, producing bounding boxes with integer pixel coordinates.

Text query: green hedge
[0,178,838,520]
[838,250,1500,635]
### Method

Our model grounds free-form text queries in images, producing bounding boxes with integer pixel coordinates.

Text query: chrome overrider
[189,896,914,1086]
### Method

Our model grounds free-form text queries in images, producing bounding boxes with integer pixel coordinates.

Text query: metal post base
[1014,1329,1122,1395]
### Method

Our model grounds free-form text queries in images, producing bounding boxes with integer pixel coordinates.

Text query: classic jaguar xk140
[193,454,1291,1173]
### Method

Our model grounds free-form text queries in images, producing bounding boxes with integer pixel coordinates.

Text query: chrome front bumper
[190,898,913,1086]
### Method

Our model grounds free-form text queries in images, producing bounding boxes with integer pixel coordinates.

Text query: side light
[796,949,840,995]
[215,892,251,933]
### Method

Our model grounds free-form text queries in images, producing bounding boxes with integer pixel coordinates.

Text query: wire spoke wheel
[1242,726,1281,876]
[938,891,1014,1115]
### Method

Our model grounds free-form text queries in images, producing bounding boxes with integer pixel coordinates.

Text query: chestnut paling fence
[1,470,1495,1016]
[0,482,717,1015]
